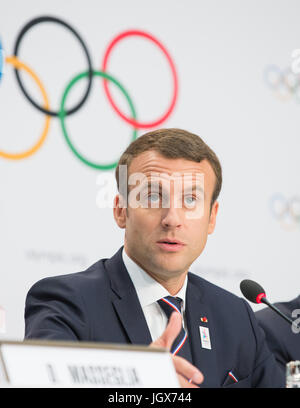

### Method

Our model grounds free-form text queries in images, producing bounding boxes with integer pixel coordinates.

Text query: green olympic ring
[59,70,137,170]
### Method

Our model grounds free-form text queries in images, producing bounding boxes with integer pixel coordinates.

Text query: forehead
[128,150,216,187]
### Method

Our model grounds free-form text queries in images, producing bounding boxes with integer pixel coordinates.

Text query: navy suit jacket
[25,246,284,388]
[256,296,300,371]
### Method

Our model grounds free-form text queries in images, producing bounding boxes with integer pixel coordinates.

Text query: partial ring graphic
[0,15,178,168]
[270,193,300,230]
[0,56,51,160]
[101,30,178,129]
[60,70,137,170]
[13,16,93,117]
[264,64,300,103]
[0,40,4,81]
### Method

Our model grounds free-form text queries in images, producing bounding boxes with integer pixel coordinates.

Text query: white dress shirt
[122,247,188,342]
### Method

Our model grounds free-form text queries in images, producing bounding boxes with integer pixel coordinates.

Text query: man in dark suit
[25,128,284,388]
[256,296,300,371]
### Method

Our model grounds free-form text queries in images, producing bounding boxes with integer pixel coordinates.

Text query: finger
[151,311,182,350]
[172,355,204,385]
[177,373,199,388]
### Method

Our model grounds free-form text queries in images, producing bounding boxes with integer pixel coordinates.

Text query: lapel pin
[200,316,208,323]
[199,326,212,349]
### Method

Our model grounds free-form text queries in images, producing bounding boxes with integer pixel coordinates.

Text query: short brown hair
[115,128,222,207]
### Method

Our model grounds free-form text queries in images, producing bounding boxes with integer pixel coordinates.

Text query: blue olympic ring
[0,40,4,82]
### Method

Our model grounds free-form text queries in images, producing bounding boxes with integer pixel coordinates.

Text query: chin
[154,259,185,273]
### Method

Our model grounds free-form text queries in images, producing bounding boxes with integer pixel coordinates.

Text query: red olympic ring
[101,30,178,129]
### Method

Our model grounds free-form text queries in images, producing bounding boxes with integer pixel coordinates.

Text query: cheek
[187,218,210,250]
[127,210,157,236]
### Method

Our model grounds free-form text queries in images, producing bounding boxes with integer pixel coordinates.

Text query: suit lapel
[104,247,152,345]
[112,289,152,345]
[186,274,219,387]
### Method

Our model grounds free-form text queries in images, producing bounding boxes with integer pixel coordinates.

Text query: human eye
[184,195,198,208]
[148,192,160,202]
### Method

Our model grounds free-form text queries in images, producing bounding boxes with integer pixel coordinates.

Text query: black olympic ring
[13,15,93,117]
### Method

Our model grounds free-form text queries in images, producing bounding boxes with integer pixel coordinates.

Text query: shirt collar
[122,247,187,309]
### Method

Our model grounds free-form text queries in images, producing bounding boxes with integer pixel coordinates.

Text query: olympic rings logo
[264,64,300,103]
[270,193,300,230]
[0,16,178,170]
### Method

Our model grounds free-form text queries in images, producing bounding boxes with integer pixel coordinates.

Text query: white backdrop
[0,0,299,340]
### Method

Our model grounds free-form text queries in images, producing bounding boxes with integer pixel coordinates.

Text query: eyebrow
[189,185,204,193]
[140,181,205,195]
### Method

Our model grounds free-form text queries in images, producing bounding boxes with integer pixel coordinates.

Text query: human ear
[208,201,219,234]
[113,194,127,229]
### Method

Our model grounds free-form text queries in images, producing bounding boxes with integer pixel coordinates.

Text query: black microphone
[240,279,298,328]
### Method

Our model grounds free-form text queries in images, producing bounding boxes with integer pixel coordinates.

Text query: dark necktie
[157,296,193,363]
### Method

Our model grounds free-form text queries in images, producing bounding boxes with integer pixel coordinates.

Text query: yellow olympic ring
[0,56,51,160]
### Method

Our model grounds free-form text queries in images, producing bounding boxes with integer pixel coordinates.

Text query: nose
[161,205,182,229]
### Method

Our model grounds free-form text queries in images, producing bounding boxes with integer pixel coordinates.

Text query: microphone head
[240,279,267,304]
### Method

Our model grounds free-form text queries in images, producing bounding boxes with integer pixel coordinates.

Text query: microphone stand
[261,297,298,330]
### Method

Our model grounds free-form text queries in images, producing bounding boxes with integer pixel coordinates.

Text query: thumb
[151,312,182,350]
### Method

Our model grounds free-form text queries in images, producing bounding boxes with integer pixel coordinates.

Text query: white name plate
[0,340,179,388]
